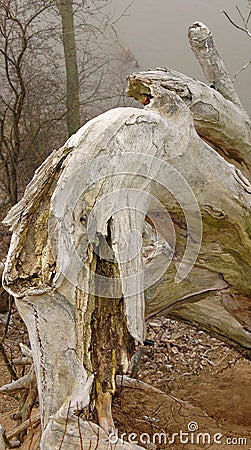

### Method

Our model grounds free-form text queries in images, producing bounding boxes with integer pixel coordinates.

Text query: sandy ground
[0,315,251,449]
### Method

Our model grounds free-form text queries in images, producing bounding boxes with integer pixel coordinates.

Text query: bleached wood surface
[2,21,251,448]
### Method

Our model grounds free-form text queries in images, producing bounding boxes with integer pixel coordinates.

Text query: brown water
[111,0,251,114]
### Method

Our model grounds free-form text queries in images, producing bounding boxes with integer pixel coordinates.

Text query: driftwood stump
[1,22,251,449]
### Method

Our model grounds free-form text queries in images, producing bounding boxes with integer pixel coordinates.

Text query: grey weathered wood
[3,96,251,446]
[188,21,249,118]
[168,296,251,357]
[41,416,145,450]
[127,68,251,180]
[2,21,251,448]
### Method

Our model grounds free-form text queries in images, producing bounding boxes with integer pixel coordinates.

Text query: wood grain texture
[2,21,251,448]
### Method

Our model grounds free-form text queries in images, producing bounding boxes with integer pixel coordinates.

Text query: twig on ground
[6,413,40,440]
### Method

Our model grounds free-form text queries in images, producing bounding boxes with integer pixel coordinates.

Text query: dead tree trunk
[56,0,81,136]
[1,22,251,448]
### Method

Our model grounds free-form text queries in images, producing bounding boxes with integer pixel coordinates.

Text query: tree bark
[56,0,80,136]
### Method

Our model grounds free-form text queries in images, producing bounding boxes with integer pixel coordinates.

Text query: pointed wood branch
[188,21,249,118]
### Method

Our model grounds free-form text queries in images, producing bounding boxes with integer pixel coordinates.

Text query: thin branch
[58,401,71,450]
[0,343,18,380]
[111,0,134,26]
[77,403,84,450]
[236,5,246,26]
[232,59,251,81]
[25,3,53,30]
[0,295,14,343]
[247,9,251,25]
[221,10,251,37]
[6,413,40,440]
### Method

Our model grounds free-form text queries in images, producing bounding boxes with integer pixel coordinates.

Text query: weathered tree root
[1,21,251,449]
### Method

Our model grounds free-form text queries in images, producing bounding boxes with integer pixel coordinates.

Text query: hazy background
[110,0,251,114]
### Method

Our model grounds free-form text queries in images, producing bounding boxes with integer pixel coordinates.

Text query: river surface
[110,0,251,114]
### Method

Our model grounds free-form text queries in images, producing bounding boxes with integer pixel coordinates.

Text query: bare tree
[56,0,80,136]
[0,1,35,206]
[0,0,66,210]
[0,0,136,214]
